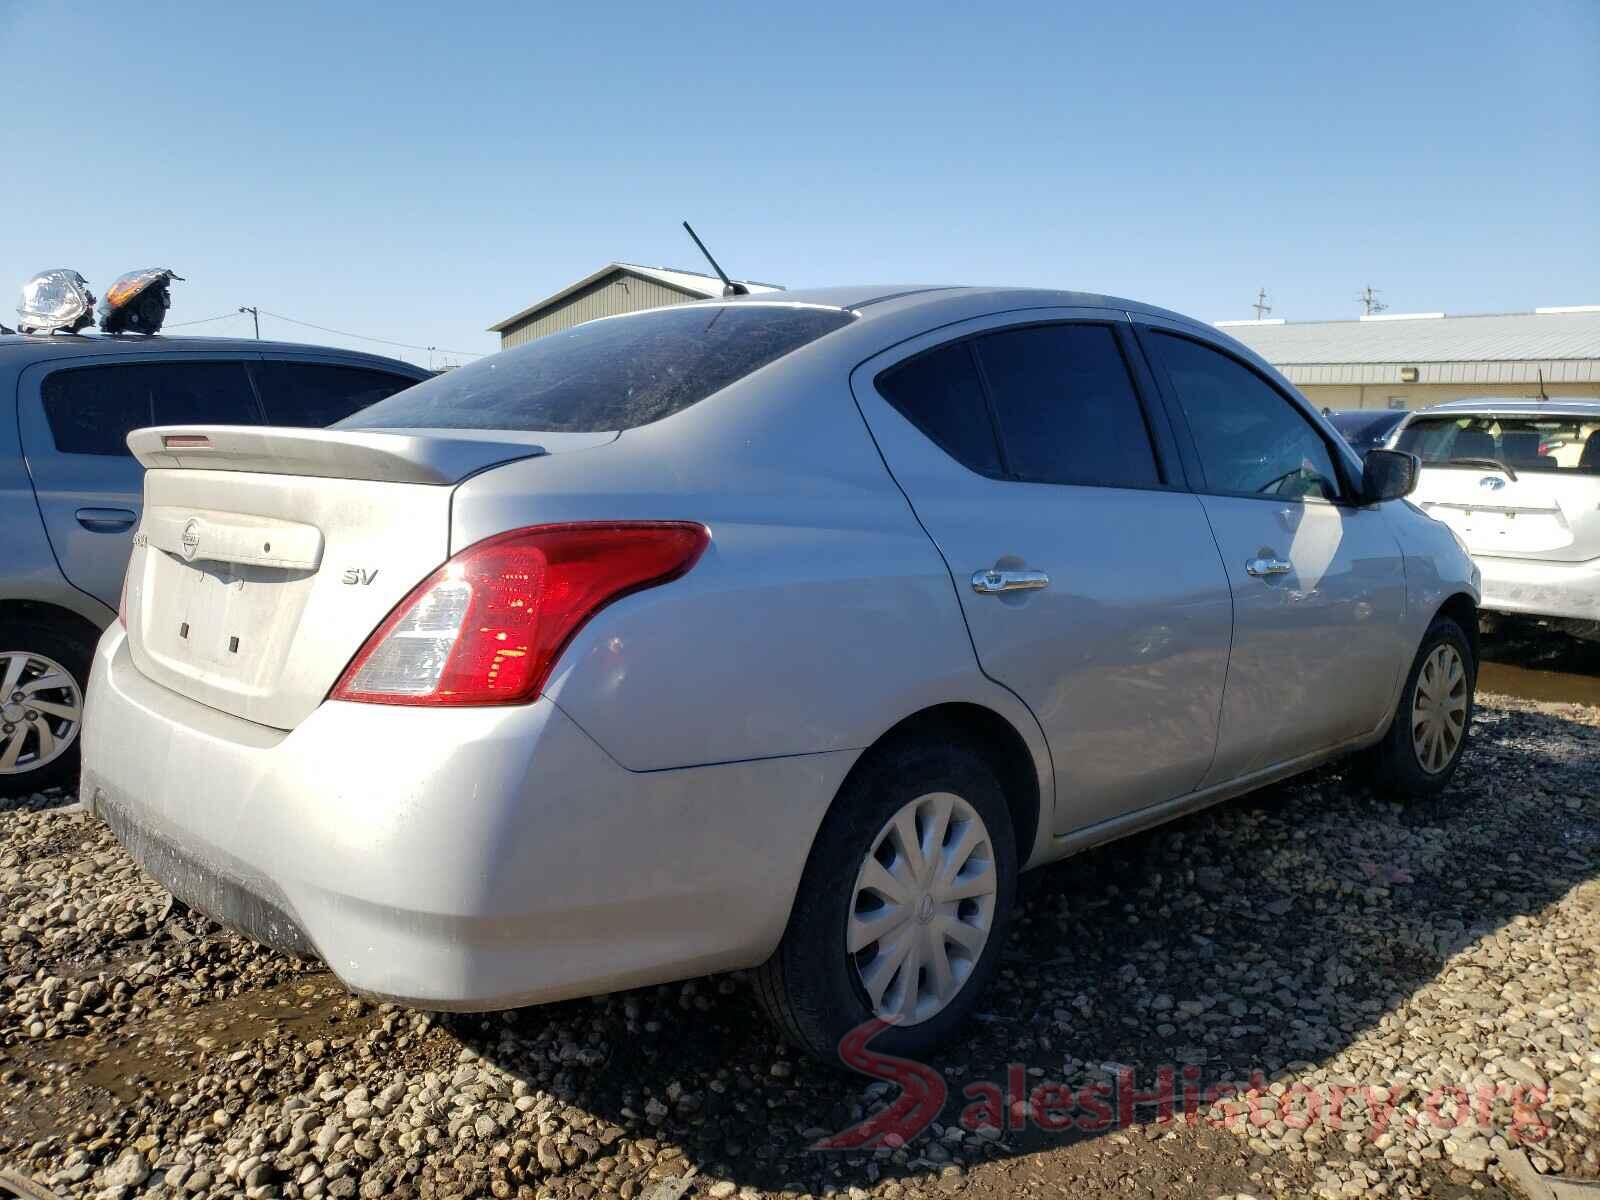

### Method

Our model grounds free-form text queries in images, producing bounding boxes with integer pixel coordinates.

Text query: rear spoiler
[126,426,556,486]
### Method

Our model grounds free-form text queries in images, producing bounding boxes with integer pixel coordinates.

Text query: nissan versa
[81,287,1480,1061]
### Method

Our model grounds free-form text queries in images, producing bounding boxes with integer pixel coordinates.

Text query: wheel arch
[1436,592,1480,664]
[0,599,106,645]
[843,701,1043,867]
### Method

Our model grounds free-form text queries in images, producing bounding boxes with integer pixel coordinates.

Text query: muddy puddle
[1478,623,1600,706]
[3,973,365,1139]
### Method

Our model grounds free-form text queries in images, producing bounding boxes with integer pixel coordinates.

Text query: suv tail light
[330,522,709,707]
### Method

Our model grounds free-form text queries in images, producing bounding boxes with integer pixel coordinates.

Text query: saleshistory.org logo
[813,1020,1554,1151]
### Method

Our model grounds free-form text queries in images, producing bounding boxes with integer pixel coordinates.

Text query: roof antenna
[682,221,749,296]
[1537,368,1549,401]
[1252,287,1272,320]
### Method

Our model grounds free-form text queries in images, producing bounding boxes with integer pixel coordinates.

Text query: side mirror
[1362,448,1420,503]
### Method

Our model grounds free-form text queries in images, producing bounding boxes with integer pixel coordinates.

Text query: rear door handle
[1245,556,1292,577]
[971,568,1050,594]
[75,507,137,533]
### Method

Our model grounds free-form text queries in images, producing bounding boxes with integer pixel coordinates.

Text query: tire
[753,737,1018,1065]
[1362,615,1475,799]
[0,620,95,799]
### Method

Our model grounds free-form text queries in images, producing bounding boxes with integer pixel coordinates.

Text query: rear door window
[40,361,260,456]
[254,361,418,426]
[341,304,855,433]
[972,323,1160,487]
[875,342,1003,475]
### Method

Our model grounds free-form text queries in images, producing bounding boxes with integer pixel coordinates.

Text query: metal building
[488,263,784,349]
[1218,306,1600,410]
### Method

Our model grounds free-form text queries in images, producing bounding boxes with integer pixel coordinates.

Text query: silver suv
[1,334,426,795]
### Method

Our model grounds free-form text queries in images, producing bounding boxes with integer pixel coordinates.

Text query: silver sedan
[81,286,1479,1061]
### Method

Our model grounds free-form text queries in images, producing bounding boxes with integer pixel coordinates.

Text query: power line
[168,311,246,328]
[254,309,483,358]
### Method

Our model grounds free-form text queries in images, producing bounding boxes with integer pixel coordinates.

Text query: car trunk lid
[1411,464,1600,562]
[122,425,614,729]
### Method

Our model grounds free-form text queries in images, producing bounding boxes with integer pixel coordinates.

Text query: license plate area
[138,550,318,696]
[1425,504,1569,554]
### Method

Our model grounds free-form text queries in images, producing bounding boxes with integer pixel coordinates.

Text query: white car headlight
[17,269,95,335]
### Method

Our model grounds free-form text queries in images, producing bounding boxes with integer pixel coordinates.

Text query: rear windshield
[339,303,855,434]
[1396,415,1600,474]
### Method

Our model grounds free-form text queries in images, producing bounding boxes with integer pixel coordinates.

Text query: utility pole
[238,306,260,339]
[1252,288,1272,320]
[1356,286,1387,317]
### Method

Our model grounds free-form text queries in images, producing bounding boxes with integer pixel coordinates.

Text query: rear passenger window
[40,362,260,456]
[972,324,1159,488]
[254,362,416,427]
[876,342,1002,476]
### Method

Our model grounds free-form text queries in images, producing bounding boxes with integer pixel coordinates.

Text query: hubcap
[0,651,83,776]
[848,791,998,1027]
[1412,643,1468,774]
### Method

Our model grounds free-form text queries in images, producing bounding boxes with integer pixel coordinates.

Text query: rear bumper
[1475,553,1600,622]
[81,626,852,1010]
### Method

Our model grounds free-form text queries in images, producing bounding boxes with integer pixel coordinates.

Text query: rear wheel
[753,739,1017,1064]
[0,622,93,799]
[1363,615,1474,798]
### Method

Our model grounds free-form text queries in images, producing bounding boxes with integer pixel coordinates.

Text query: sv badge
[342,569,380,586]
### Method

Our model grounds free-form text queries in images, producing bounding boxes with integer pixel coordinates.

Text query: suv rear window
[339,304,855,434]
[41,361,260,456]
[1396,415,1600,474]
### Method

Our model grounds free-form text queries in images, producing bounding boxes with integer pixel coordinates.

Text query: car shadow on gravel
[448,697,1600,1197]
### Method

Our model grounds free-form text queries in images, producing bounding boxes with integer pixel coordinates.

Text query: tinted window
[973,324,1158,487]
[41,361,259,456]
[256,361,417,426]
[875,342,1001,475]
[1150,333,1343,501]
[340,304,855,433]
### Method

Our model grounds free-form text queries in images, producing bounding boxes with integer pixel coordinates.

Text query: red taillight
[329,522,709,707]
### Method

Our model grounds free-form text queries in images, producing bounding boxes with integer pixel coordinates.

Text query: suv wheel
[0,621,93,799]
[1363,615,1475,798]
[753,738,1017,1064]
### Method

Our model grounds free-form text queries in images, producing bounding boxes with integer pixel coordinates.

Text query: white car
[81,287,1478,1061]
[1393,398,1600,640]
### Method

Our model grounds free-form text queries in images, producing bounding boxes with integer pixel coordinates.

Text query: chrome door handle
[1245,557,1292,577]
[971,568,1050,595]
[75,507,137,533]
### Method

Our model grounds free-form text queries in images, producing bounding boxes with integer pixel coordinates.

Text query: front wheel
[1362,615,1475,798]
[753,739,1017,1064]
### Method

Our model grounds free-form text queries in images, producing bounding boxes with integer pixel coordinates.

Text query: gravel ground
[2,692,1596,1200]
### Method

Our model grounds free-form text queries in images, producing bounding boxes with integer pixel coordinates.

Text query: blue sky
[2,0,1595,367]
